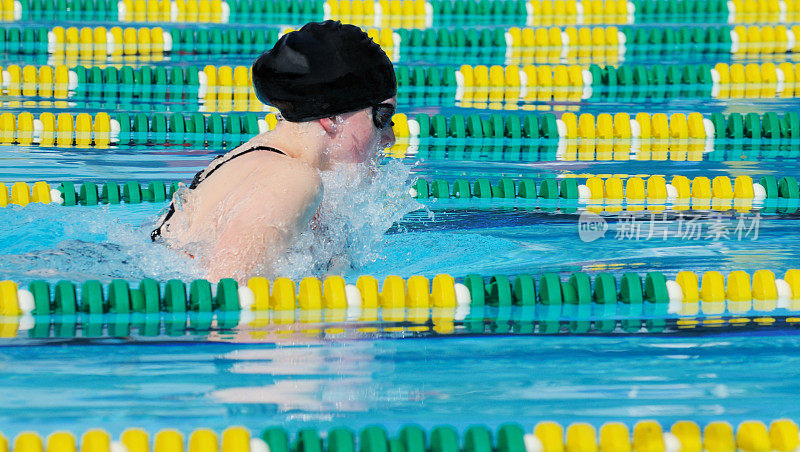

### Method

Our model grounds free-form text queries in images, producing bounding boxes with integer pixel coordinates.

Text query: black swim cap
[252,20,397,122]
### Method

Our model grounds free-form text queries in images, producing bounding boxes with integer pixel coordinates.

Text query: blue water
[6,143,800,437]
[1,334,800,437]
[2,201,800,284]
[3,175,800,433]
[4,16,800,438]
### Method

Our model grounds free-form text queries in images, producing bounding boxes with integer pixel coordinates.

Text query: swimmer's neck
[258,120,328,170]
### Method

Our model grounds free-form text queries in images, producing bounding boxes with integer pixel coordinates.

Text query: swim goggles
[372,103,396,130]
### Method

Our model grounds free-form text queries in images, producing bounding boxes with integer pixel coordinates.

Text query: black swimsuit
[151,145,286,241]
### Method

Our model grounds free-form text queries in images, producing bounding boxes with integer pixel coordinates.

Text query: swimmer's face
[326,97,397,166]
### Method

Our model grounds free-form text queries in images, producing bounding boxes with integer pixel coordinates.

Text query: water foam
[0,160,420,284]
[0,203,201,284]
[269,159,423,280]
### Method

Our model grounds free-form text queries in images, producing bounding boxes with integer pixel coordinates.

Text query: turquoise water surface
[3,10,800,437]
[2,334,800,436]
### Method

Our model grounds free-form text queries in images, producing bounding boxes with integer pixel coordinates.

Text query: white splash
[270,159,422,280]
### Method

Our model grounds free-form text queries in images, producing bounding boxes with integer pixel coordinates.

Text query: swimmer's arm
[205,164,323,281]
[206,224,283,281]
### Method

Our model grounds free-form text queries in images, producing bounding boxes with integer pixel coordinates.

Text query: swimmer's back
[156,139,323,261]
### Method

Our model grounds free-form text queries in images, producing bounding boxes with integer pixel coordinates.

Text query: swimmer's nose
[380,125,396,149]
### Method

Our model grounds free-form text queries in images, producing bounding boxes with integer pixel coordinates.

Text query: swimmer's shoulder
[231,145,322,197]
[232,153,322,224]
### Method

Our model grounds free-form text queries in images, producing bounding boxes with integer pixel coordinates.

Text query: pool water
[3,334,800,437]
[2,200,800,285]
[4,141,800,436]
[3,9,800,441]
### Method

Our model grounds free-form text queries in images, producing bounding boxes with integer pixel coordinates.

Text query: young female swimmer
[151,20,397,281]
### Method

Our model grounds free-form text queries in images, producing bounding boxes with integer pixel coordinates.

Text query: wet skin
[158,97,397,281]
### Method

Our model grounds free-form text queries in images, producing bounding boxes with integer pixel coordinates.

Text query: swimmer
[151,20,397,281]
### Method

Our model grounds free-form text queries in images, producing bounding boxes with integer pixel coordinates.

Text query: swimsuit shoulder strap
[189,145,286,189]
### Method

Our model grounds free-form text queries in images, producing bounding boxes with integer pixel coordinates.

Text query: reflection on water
[1,333,800,435]
[211,347,380,413]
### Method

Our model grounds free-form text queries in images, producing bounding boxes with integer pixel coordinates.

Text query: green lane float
[394,110,800,162]
[0,418,799,452]
[3,173,799,213]
[411,174,785,213]
[6,0,777,26]
[0,180,182,207]
[5,24,793,65]
[0,269,799,337]
[4,61,800,116]
[1,110,799,163]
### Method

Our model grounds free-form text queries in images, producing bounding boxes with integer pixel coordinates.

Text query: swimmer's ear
[318,116,342,136]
